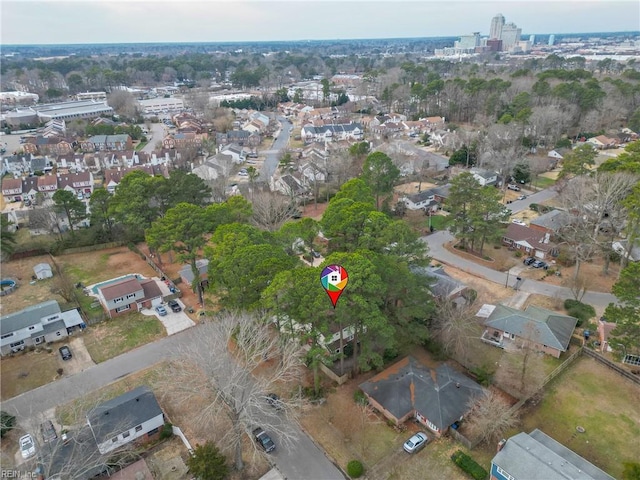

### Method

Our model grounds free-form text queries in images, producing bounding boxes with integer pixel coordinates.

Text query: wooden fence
[582,348,640,386]
[61,241,125,255]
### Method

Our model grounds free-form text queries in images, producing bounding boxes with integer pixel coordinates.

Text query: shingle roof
[87,386,163,444]
[530,210,572,232]
[99,277,143,301]
[484,304,577,352]
[411,265,466,299]
[359,357,484,430]
[0,300,61,336]
[492,429,615,480]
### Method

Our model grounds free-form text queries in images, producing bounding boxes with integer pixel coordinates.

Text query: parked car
[517,194,527,200]
[19,434,36,459]
[40,420,57,443]
[253,427,276,453]
[311,250,321,259]
[532,260,548,269]
[512,219,527,226]
[523,257,536,266]
[168,299,181,312]
[155,305,168,316]
[238,169,248,177]
[59,345,72,361]
[507,184,521,191]
[403,432,428,453]
[266,393,284,411]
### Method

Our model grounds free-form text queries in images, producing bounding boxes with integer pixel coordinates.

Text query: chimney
[497,438,507,452]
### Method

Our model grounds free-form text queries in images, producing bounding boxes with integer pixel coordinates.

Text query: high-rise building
[489,14,505,40]
[548,34,555,46]
[501,22,522,50]
[529,35,535,45]
[456,32,481,50]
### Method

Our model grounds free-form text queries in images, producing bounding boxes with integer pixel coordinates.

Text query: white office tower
[529,35,535,45]
[501,22,522,50]
[489,14,505,40]
[548,34,555,46]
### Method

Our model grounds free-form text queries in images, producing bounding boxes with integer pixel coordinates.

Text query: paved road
[260,116,292,181]
[140,122,166,153]
[2,326,344,480]
[421,230,617,308]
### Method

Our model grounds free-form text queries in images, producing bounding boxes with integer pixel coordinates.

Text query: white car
[512,219,527,226]
[403,431,428,453]
[19,434,36,459]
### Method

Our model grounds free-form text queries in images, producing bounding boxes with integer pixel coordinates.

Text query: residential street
[2,326,345,480]
[259,116,292,181]
[421,230,617,308]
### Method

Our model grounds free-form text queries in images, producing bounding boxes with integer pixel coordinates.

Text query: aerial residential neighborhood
[1,4,639,480]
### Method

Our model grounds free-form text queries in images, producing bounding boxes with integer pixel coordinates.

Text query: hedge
[564,299,596,326]
[451,450,488,480]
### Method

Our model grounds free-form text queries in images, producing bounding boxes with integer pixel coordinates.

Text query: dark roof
[484,304,577,352]
[492,429,615,480]
[179,259,209,284]
[0,300,61,336]
[140,278,163,300]
[405,189,435,204]
[504,223,553,252]
[530,210,572,232]
[99,277,143,301]
[359,357,484,430]
[87,386,162,444]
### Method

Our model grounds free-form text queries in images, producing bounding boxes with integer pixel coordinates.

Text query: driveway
[421,230,617,308]
[145,299,195,335]
[60,337,96,376]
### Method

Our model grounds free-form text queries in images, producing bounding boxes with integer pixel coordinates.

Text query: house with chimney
[502,223,557,259]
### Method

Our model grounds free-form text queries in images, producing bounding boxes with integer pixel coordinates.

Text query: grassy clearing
[62,252,112,284]
[518,356,640,479]
[0,349,60,400]
[83,312,165,363]
[534,175,557,189]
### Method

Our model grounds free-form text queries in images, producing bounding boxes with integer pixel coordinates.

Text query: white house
[471,168,498,186]
[219,144,247,164]
[87,386,165,454]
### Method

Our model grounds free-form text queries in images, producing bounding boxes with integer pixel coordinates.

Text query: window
[496,466,515,480]
[122,431,130,439]
[56,332,61,336]
[135,425,143,432]
[111,437,118,443]
[10,340,24,348]
[126,293,136,299]
[113,297,123,304]
[115,305,130,313]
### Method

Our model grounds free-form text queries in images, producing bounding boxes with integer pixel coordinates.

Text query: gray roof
[34,263,52,274]
[530,210,572,232]
[304,123,362,135]
[0,300,61,336]
[179,259,209,284]
[405,189,435,204]
[492,429,615,480]
[484,304,577,352]
[87,386,162,444]
[411,265,466,299]
[359,357,484,430]
[86,134,130,144]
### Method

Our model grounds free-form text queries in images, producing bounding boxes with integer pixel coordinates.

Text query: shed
[34,263,53,279]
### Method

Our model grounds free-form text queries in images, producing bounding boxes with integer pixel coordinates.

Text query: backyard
[515,356,640,479]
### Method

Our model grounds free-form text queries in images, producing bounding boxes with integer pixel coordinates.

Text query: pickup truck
[252,427,276,453]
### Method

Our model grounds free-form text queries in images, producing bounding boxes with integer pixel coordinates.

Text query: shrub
[56,368,64,376]
[470,365,494,387]
[1,411,16,437]
[347,460,364,478]
[353,390,367,405]
[160,422,173,440]
[514,250,523,258]
[564,299,596,326]
[451,450,488,480]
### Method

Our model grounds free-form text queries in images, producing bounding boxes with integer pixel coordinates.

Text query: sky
[1,0,639,45]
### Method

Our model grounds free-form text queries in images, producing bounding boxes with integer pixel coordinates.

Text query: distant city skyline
[2,1,639,45]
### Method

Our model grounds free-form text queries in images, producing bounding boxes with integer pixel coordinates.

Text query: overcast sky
[2,0,639,45]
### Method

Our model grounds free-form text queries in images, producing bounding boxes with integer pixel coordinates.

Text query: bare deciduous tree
[465,389,519,445]
[162,312,305,471]
[431,301,478,368]
[250,191,299,232]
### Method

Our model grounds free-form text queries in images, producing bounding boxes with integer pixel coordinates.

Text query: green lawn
[83,312,166,363]
[533,175,557,189]
[135,141,148,151]
[518,356,640,479]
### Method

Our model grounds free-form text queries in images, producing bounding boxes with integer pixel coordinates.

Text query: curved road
[421,230,617,308]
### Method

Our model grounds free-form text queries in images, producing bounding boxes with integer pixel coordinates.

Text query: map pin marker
[320,264,349,308]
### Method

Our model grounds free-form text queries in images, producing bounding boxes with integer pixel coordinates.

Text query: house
[491,429,615,480]
[219,143,247,164]
[179,259,209,291]
[481,304,578,358]
[216,130,251,146]
[410,265,468,302]
[0,300,85,356]
[81,134,132,152]
[192,156,231,182]
[57,171,94,198]
[97,276,163,318]
[402,189,440,211]
[37,174,58,196]
[273,174,306,198]
[299,162,327,184]
[300,123,364,143]
[502,223,556,259]
[2,177,23,203]
[87,386,165,454]
[33,263,53,279]
[359,357,484,436]
[587,135,617,150]
[471,168,498,187]
[529,209,572,236]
